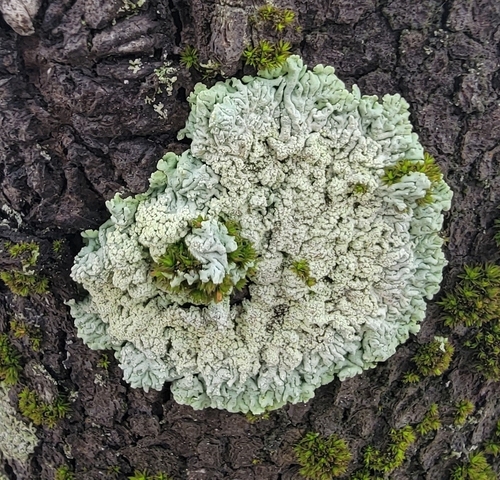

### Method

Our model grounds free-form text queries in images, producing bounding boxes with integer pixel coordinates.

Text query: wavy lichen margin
[69,56,452,414]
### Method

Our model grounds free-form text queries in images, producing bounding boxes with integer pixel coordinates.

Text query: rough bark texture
[0,0,500,479]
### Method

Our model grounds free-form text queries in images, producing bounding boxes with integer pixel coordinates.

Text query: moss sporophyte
[69,56,452,413]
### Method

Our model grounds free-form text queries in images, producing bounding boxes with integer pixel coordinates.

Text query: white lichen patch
[0,383,38,462]
[69,56,452,414]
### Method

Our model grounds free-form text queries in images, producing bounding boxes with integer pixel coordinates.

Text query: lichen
[69,56,452,414]
[0,383,38,462]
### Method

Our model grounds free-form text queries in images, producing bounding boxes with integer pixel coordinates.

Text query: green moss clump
[294,432,352,479]
[439,263,500,380]
[52,239,64,255]
[10,319,42,351]
[412,336,454,376]
[0,271,49,297]
[353,183,369,194]
[0,333,22,386]
[381,153,443,205]
[439,264,500,328]
[252,4,297,32]
[152,218,256,304]
[484,420,500,457]
[382,152,442,185]
[7,241,40,266]
[464,320,500,380]
[242,40,292,71]
[97,353,111,370]
[243,4,298,71]
[291,259,317,287]
[180,45,199,70]
[18,387,70,428]
[1,240,49,296]
[244,411,270,424]
[355,426,416,476]
[454,400,475,427]
[450,452,496,480]
[416,404,441,436]
[403,336,454,383]
[55,466,75,480]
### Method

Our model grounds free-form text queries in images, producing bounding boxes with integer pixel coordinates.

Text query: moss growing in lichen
[151,217,256,304]
[382,153,443,205]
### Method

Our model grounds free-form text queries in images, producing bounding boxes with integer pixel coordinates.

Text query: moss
[180,45,199,70]
[1,240,49,297]
[0,333,22,386]
[438,264,500,328]
[52,239,64,255]
[242,39,292,71]
[151,218,256,304]
[450,418,500,478]
[54,466,75,480]
[128,471,173,480]
[439,263,500,380]
[244,4,298,71]
[382,153,442,185]
[18,387,70,428]
[97,353,110,370]
[0,270,49,297]
[416,404,441,436]
[352,426,416,478]
[353,183,369,194]
[294,432,352,479]
[291,259,317,287]
[10,319,42,351]
[484,420,500,457]
[252,4,298,32]
[413,336,454,376]
[454,400,475,427]
[245,411,270,424]
[381,152,443,205]
[450,452,496,480]
[402,371,421,384]
[403,336,454,382]
[464,320,500,380]
[106,465,121,478]
[7,241,40,266]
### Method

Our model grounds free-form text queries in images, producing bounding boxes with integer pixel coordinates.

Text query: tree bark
[1,0,500,478]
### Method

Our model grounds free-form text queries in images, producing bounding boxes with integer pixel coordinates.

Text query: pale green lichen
[0,383,38,462]
[69,56,452,414]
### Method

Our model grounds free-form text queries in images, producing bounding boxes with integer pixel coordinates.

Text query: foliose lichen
[69,56,452,413]
[0,383,38,462]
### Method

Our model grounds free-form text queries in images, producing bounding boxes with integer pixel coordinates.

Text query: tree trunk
[1,0,500,478]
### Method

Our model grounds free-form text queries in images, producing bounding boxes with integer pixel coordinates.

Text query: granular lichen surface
[69,56,452,414]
